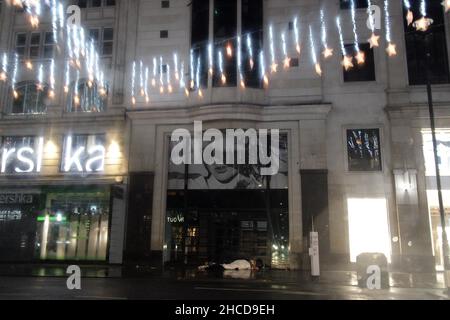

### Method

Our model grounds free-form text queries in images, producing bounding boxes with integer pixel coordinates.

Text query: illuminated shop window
[422,130,450,176]
[347,198,391,263]
[36,188,110,261]
[10,81,48,114]
[66,79,108,113]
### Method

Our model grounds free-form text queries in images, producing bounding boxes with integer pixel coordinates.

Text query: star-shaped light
[443,0,450,12]
[322,47,334,59]
[240,79,246,89]
[263,74,269,87]
[386,43,397,57]
[296,44,301,55]
[198,89,203,98]
[159,86,164,94]
[139,88,145,96]
[0,72,6,81]
[221,74,227,84]
[315,63,322,76]
[341,56,354,71]
[74,95,80,105]
[185,88,190,97]
[226,44,233,58]
[131,96,135,105]
[48,90,55,99]
[355,51,365,65]
[414,16,433,32]
[271,62,278,73]
[13,0,23,8]
[368,33,380,48]
[145,95,149,103]
[25,60,33,70]
[168,84,173,93]
[283,57,291,69]
[249,58,254,70]
[190,79,195,89]
[406,10,414,26]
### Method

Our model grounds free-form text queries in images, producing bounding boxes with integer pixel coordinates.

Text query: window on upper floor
[343,43,376,82]
[14,32,56,60]
[9,81,48,114]
[74,0,115,8]
[88,28,114,57]
[190,0,263,90]
[66,79,108,113]
[340,0,368,9]
[403,0,450,85]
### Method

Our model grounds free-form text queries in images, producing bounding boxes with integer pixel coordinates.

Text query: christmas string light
[139,60,144,96]
[403,0,414,26]
[196,57,202,97]
[238,36,245,88]
[48,59,55,98]
[180,61,186,89]
[167,64,173,93]
[74,70,80,106]
[367,0,380,48]
[293,17,301,55]
[131,61,136,105]
[269,24,278,73]
[152,57,157,87]
[336,16,354,70]
[320,9,333,58]
[190,49,195,89]
[0,53,8,81]
[12,53,19,99]
[159,56,164,94]
[414,0,433,31]
[384,0,397,56]
[144,67,149,103]
[260,50,269,87]
[173,53,179,81]
[281,33,290,69]
[64,60,70,93]
[58,2,64,29]
[51,0,58,43]
[308,25,322,76]
[350,0,365,65]
[443,0,450,12]
[218,50,226,85]
[36,63,44,91]
[246,34,254,70]
[208,43,213,75]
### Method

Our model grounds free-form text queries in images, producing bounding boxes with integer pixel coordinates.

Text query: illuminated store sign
[0,193,35,204]
[0,137,43,174]
[61,134,106,173]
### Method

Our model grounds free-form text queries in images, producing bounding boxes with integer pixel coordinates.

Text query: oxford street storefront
[0,131,127,264]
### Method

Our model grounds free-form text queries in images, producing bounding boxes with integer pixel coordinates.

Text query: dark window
[343,43,376,82]
[91,0,102,7]
[77,0,87,8]
[213,0,237,87]
[191,0,209,89]
[43,32,56,59]
[289,58,299,68]
[15,33,27,57]
[403,0,450,85]
[10,81,48,114]
[102,28,114,56]
[242,0,263,88]
[29,33,41,58]
[160,30,169,38]
[105,0,116,6]
[161,0,170,8]
[340,0,368,9]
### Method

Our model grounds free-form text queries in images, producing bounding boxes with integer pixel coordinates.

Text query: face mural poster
[168,132,288,190]
[347,129,382,172]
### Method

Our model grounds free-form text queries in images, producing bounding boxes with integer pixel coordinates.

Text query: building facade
[0,0,449,273]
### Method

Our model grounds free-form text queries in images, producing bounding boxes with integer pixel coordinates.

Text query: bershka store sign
[0,137,44,174]
[0,134,107,175]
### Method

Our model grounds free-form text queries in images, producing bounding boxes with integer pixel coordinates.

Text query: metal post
[424,32,450,292]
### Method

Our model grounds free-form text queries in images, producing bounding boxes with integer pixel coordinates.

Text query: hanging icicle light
[384,0,397,57]
[293,17,301,55]
[131,61,136,105]
[367,0,380,48]
[74,70,80,106]
[48,59,55,98]
[218,50,226,85]
[308,25,322,76]
[36,63,44,91]
[196,56,203,97]
[208,43,214,76]
[403,0,414,26]
[190,49,195,89]
[414,0,433,32]
[319,9,333,59]
[51,0,58,44]
[350,0,365,65]
[180,61,186,89]
[281,33,291,69]
[246,34,255,70]
[139,60,145,96]
[260,50,269,88]
[173,53,179,81]
[159,56,164,94]
[336,16,354,71]
[64,60,70,93]
[443,0,450,12]
[99,71,107,96]
[269,24,278,73]
[238,36,245,89]
[12,53,19,99]
[144,67,149,103]
[167,64,173,93]
[0,53,8,81]
[152,57,157,87]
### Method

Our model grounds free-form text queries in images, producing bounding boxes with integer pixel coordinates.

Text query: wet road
[0,275,448,300]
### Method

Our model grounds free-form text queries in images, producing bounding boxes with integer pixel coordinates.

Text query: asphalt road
[0,275,448,300]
